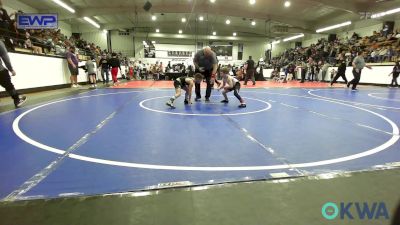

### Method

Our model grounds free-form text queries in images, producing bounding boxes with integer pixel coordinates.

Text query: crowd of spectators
[0,3,105,59]
[2,1,399,84]
[268,26,400,75]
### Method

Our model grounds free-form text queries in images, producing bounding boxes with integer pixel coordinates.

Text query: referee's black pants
[195,69,213,100]
[349,69,362,90]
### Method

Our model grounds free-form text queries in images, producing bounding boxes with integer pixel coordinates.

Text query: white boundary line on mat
[12,90,400,171]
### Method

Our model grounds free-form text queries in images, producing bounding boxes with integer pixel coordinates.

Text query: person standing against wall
[307,57,315,81]
[388,61,400,87]
[66,46,80,88]
[98,54,110,85]
[347,51,372,91]
[193,46,218,102]
[0,40,26,107]
[320,61,330,82]
[298,60,308,83]
[244,56,256,85]
[108,52,121,86]
[85,56,97,89]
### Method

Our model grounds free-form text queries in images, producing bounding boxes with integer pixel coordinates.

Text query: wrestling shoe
[14,96,27,108]
[166,100,175,108]
[238,103,247,108]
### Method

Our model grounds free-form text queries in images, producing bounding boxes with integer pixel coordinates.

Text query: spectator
[24,31,42,54]
[108,52,121,86]
[378,47,388,63]
[321,61,330,82]
[9,20,24,48]
[382,24,390,37]
[351,32,360,40]
[370,49,379,63]
[388,61,399,87]
[98,54,110,84]
[66,46,80,88]
[244,56,256,85]
[0,0,13,50]
[85,56,97,88]
[167,61,172,71]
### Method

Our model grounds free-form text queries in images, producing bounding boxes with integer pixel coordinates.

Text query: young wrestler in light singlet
[219,67,246,108]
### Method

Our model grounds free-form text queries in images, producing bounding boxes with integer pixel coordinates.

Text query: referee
[193,46,218,102]
[347,51,371,91]
[0,40,26,107]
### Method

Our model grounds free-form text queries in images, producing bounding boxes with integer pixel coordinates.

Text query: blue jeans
[101,69,110,83]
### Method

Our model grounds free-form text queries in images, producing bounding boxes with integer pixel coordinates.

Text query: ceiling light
[152,41,156,44]
[182,17,187,22]
[371,7,400,18]
[249,0,256,5]
[52,0,75,13]
[316,21,351,33]
[156,28,160,33]
[83,17,100,28]
[179,29,183,34]
[210,0,216,3]
[226,19,231,25]
[233,32,237,36]
[199,16,204,21]
[151,15,157,21]
[212,31,216,36]
[251,21,256,26]
[283,33,304,42]
[284,1,291,7]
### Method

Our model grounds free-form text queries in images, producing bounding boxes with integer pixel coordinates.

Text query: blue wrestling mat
[0,87,399,200]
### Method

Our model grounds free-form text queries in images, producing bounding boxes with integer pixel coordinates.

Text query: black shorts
[174,80,186,89]
[68,64,79,76]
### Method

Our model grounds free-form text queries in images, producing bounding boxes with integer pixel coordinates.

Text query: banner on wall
[217,56,233,61]
[167,51,192,57]
[17,13,58,29]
